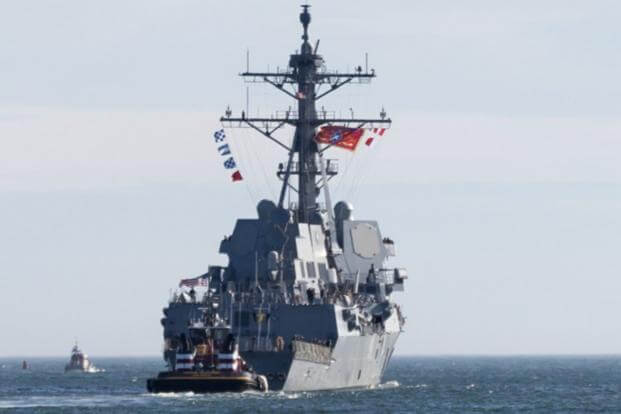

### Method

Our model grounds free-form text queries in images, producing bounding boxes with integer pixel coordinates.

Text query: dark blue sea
[1,356,620,413]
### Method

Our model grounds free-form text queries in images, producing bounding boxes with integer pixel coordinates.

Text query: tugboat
[148,4,406,392]
[147,323,268,393]
[64,342,96,373]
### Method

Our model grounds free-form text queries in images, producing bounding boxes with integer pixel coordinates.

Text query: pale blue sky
[1,1,620,356]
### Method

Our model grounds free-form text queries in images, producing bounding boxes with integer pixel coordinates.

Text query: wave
[0,395,129,409]
[151,391,195,398]
[62,366,105,374]
[368,380,400,390]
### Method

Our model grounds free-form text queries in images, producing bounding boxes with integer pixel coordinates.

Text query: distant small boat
[22,360,28,370]
[64,342,97,373]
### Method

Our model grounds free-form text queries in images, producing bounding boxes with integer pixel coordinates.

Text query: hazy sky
[1,1,620,356]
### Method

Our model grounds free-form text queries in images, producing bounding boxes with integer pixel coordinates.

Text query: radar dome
[257,199,277,220]
[334,201,354,222]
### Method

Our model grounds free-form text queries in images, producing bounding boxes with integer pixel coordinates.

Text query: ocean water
[1,356,620,413]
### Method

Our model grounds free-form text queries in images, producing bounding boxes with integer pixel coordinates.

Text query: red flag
[315,126,364,151]
[231,170,243,182]
[365,128,387,146]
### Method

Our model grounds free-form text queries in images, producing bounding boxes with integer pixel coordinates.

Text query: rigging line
[287,176,291,210]
[241,127,268,202]
[220,78,257,204]
[244,88,274,200]
[250,130,276,200]
[334,133,365,200]
[351,134,385,205]
[343,160,361,203]
[231,86,256,192]
[331,81,363,201]
[227,125,258,204]
[253,132,276,200]
[333,153,350,198]
[256,80,279,200]
[343,137,369,202]
[235,134,258,205]
[345,152,362,202]
[349,144,373,202]
[343,87,369,202]
[333,149,356,199]
[235,126,263,201]
[250,125,278,201]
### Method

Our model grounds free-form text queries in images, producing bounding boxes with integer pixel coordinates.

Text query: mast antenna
[221,5,391,223]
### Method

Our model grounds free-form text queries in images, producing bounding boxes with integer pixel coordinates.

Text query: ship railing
[277,160,338,176]
[232,291,289,306]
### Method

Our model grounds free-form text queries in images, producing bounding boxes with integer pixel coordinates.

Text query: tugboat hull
[146,371,265,393]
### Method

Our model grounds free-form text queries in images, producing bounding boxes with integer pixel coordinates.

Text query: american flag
[179,276,209,288]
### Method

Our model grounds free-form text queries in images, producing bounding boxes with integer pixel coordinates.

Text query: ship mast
[221,5,391,223]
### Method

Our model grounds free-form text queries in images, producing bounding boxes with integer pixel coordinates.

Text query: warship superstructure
[155,5,407,392]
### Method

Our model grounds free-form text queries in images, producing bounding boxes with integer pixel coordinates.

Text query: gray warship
[154,5,407,392]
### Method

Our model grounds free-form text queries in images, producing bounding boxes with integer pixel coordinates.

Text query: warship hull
[244,331,399,391]
[149,6,408,393]
[147,371,264,393]
[162,301,402,391]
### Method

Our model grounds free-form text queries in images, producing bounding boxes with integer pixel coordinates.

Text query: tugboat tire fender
[257,375,269,392]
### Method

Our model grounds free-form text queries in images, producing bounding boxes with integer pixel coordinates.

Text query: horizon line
[3,353,621,359]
